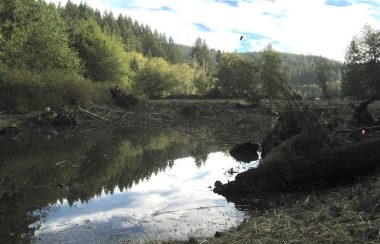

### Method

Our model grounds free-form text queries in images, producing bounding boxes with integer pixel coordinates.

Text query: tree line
[2,0,374,112]
[0,0,208,111]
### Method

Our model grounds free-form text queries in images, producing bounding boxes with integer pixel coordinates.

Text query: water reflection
[35,153,249,243]
[0,127,255,243]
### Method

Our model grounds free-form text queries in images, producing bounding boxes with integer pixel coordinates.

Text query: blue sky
[49,0,380,61]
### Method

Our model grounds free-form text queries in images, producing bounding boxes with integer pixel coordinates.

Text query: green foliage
[259,45,289,100]
[190,37,214,76]
[215,52,258,97]
[343,25,380,99]
[166,37,184,64]
[128,52,208,98]
[0,0,347,111]
[171,63,198,95]
[243,52,342,98]
[0,69,102,112]
[315,57,330,98]
[0,0,82,73]
[133,57,176,98]
[70,18,127,83]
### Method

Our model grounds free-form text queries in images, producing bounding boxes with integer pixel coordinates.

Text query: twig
[152,205,224,216]
[78,107,111,123]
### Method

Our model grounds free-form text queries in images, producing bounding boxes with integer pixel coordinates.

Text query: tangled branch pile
[215,100,380,195]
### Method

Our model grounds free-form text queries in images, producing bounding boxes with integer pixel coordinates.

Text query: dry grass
[160,173,380,244]
[204,172,380,244]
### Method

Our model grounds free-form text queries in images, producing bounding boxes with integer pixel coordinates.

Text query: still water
[0,127,258,243]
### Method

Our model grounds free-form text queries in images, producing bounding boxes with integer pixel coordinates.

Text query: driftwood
[78,107,111,123]
[29,107,78,127]
[53,107,78,125]
[215,102,380,197]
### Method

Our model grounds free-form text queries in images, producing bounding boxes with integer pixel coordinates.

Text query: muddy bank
[0,99,273,145]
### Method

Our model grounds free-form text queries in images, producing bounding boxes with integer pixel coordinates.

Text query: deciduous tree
[342,25,380,98]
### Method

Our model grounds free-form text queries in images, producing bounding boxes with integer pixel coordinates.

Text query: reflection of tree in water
[189,128,215,168]
[0,127,224,242]
[191,143,210,168]
[0,131,104,243]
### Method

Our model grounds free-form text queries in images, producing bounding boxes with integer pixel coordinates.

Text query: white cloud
[48,0,380,61]
[35,153,246,241]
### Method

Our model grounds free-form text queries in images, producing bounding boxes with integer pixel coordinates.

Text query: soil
[0,99,273,146]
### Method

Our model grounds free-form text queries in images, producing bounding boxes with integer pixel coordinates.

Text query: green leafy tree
[133,57,175,98]
[171,63,200,95]
[70,18,126,82]
[256,44,295,109]
[259,45,289,100]
[1,0,82,73]
[215,52,258,97]
[342,25,380,98]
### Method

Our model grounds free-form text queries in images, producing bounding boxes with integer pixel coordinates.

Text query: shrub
[0,69,98,112]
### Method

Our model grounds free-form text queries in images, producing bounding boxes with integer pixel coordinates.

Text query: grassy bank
[163,172,379,244]
[208,172,380,243]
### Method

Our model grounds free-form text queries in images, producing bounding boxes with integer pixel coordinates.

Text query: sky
[47,0,380,61]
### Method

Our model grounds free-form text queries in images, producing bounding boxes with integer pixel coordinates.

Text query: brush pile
[215,99,380,196]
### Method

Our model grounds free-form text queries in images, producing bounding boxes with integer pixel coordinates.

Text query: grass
[0,69,114,112]
[155,174,380,243]
[197,177,379,244]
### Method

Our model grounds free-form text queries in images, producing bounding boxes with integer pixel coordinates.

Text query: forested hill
[0,0,346,112]
[62,0,343,89]
[62,1,184,64]
[242,52,342,86]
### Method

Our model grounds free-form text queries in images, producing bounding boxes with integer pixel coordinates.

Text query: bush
[0,70,99,112]
[133,58,175,99]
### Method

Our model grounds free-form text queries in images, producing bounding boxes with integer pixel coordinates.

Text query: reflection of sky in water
[35,152,258,243]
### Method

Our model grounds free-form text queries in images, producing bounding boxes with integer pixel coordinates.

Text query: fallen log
[214,137,380,196]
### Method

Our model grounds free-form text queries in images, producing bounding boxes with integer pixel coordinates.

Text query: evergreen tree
[190,37,212,76]
[1,0,82,73]
[71,18,125,82]
[315,57,330,98]
[166,37,184,64]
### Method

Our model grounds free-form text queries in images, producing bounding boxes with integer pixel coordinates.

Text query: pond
[0,127,259,243]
